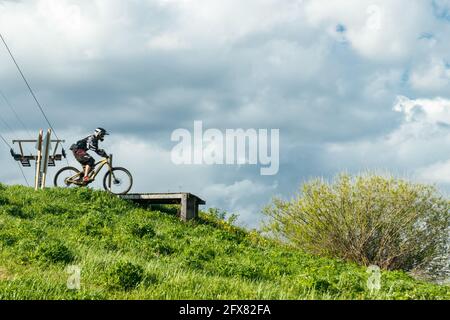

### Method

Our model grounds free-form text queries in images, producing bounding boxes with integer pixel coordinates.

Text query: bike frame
[67,155,114,186]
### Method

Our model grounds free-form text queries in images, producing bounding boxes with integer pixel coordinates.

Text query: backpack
[70,138,87,151]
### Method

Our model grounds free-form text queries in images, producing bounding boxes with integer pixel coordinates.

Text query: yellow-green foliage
[0,184,448,300]
[263,173,450,280]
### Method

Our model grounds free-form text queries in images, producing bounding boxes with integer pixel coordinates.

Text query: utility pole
[10,129,66,190]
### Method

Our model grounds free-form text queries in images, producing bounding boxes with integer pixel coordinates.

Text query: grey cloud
[1,1,450,227]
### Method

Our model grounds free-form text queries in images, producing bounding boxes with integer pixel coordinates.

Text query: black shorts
[73,149,94,167]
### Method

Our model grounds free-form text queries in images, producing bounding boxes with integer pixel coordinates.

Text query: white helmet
[94,127,109,141]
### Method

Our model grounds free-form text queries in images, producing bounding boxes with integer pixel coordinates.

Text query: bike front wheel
[54,166,81,188]
[103,167,133,195]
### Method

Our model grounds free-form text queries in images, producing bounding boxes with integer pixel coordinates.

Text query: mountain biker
[70,128,109,184]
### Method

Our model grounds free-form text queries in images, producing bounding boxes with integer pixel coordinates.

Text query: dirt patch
[0,267,13,281]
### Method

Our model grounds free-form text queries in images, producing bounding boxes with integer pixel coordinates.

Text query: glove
[98,149,108,158]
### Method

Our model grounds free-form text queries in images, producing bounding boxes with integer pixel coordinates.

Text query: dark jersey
[71,135,107,157]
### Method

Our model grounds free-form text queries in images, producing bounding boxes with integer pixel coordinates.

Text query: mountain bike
[53,154,133,195]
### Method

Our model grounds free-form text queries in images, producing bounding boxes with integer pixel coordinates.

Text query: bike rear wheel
[103,167,133,195]
[54,166,81,188]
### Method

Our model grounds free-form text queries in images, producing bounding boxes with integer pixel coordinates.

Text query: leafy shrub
[0,233,18,246]
[37,241,75,264]
[214,229,246,243]
[3,205,29,219]
[0,194,9,206]
[184,246,216,269]
[336,272,366,294]
[39,204,67,215]
[312,278,335,293]
[79,213,113,237]
[130,223,156,239]
[107,262,144,290]
[152,240,175,256]
[263,173,450,280]
[212,259,266,280]
[13,239,40,264]
[141,273,159,287]
[199,208,240,230]
[205,208,239,224]
[75,188,94,201]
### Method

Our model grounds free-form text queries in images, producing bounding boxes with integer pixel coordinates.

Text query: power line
[15,162,30,187]
[0,89,33,138]
[0,32,69,165]
[0,110,14,132]
[0,131,11,148]
[0,32,60,140]
[0,91,33,155]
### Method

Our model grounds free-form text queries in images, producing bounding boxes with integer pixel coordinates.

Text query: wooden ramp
[119,193,206,221]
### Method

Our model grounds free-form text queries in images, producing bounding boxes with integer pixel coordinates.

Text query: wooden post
[180,193,188,221]
[186,195,198,221]
[40,129,52,189]
[180,194,197,221]
[34,129,43,191]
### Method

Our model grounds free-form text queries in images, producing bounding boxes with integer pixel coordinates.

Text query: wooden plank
[122,193,185,201]
[122,193,205,203]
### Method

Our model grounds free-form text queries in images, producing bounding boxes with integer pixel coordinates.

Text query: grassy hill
[0,184,448,300]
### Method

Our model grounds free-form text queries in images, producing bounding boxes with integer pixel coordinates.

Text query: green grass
[0,184,448,300]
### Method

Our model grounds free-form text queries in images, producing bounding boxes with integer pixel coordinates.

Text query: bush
[130,223,156,239]
[108,262,144,290]
[79,213,113,237]
[152,240,175,256]
[0,233,18,246]
[0,194,9,206]
[211,259,267,280]
[37,241,75,264]
[263,173,450,280]
[3,205,29,219]
[183,246,216,269]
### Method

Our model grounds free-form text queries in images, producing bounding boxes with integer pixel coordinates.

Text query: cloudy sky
[1,0,450,227]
